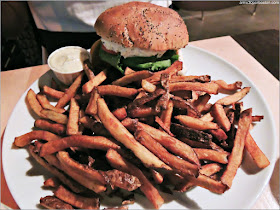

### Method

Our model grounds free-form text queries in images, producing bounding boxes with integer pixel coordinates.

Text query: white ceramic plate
[3,45,277,209]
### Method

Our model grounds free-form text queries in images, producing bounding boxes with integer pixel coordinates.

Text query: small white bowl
[47,46,90,85]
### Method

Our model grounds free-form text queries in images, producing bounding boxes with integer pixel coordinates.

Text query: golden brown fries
[112,107,127,121]
[169,82,219,95]
[252,115,264,122]
[82,70,107,94]
[155,116,174,136]
[160,100,173,130]
[245,133,270,168]
[40,196,74,209]
[66,98,80,135]
[40,135,120,156]
[36,94,65,113]
[43,85,64,99]
[216,87,250,105]
[97,85,138,98]
[142,79,157,93]
[112,70,152,86]
[54,185,100,209]
[26,89,45,118]
[193,94,211,112]
[221,108,252,188]
[213,80,242,92]
[43,177,61,188]
[211,104,231,132]
[14,130,61,147]
[175,115,219,130]
[85,88,100,116]
[41,110,68,125]
[106,149,164,209]
[83,59,95,80]
[124,66,136,75]
[97,98,170,170]
[151,169,164,184]
[56,72,84,108]
[170,75,211,83]
[35,119,66,135]
[135,130,199,177]
[194,148,229,164]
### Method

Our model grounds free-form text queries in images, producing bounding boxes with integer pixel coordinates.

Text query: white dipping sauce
[48,46,90,73]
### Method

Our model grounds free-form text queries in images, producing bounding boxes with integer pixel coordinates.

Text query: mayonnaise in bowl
[48,46,90,85]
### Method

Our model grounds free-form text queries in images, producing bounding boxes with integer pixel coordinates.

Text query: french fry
[26,89,45,118]
[54,185,100,209]
[14,130,61,147]
[97,98,170,170]
[122,118,200,166]
[194,148,229,164]
[200,112,214,122]
[97,85,138,99]
[128,106,158,118]
[56,72,84,108]
[85,88,100,120]
[41,110,68,125]
[146,60,182,84]
[169,82,219,95]
[83,59,95,80]
[221,108,252,188]
[170,75,211,83]
[124,67,135,75]
[135,130,199,177]
[112,107,127,121]
[35,119,66,135]
[209,129,228,141]
[170,95,201,117]
[252,115,264,122]
[216,87,250,105]
[36,94,65,113]
[175,115,219,130]
[28,145,86,193]
[142,79,157,93]
[106,149,164,209]
[82,70,107,94]
[150,169,164,184]
[245,133,270,168]
[160,100,173,130]
[172,90,192,99]
[200,163,223,176]
[155,116,174,137]
[40,135,120,156]
[40,196,74,209]
[43,85,64,99]
[112,70,152,86]
[131,88,166,107]
[155,92,170,112]
[213,80,242,92]
[193,94,211,112]
[135,90,148,99]
[43,177,61,188]
[179,138,211,149]
[211,104,231,132]
[67,98,80,135]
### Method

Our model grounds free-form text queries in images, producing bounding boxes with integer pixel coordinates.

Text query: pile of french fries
[14,59,270,209]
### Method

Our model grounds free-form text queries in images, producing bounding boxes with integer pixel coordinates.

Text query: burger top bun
[94,1,189,52]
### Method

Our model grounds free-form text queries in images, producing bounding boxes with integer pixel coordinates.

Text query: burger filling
[99,39,179,73]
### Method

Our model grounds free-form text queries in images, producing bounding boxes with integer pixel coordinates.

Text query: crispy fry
[200,163,223,176]
[209,129,228,141]
[160,100,173,130]
[43,86,64,99]
[150,169,164,184]
[36,94,65,113]
[142,79,157,93]
[128,106,158,118]
[135,130,199,177]
[40,196,74,209]
[211,104,231,132]
[245,133,270,168]
[14,130,60,147]
[79,116,111,136]
[56,72,84,108]
[170,75,211,83]
[26,89,45,118]
[35,119,66,135]
[43,177,61,188]
[213,80,242,92]
[54,185,100,209]
[175,115,219,130]
[193,94,211,112]
[41,110,68,125]
[194,148,229,164]
[172,90,192,99]
[97,98,170,170]
[82,70,107,94]
[146,61,182,84]
[221,108,252,188]
[200,112,214,122]
[112,70,152,86]
[112,107,128,121]
[122,118,200,166]
[216,87,250,105]
[124,67,136,75]
[155,116,174,136]
[106,149,164,209]
[170,95,201,117]
[131,89,166,107]
[97,85,138,99]
[40,135,120,156]
[83,59,95,80]
[179,138,211,149]
[85,88,100,118]
[28,145,86,193]
[252,115,264,122]
[67,98,80,135]
[155,92,170,112]
[169,82,219,95]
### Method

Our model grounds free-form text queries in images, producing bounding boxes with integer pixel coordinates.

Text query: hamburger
[91,1,188,74]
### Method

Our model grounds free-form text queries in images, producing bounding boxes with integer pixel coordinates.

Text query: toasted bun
[95,1,188,51]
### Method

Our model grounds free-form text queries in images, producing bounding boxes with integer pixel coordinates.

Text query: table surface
[1,36,279,209]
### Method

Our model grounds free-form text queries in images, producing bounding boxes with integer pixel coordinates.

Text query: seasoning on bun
[92,1,188,73]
